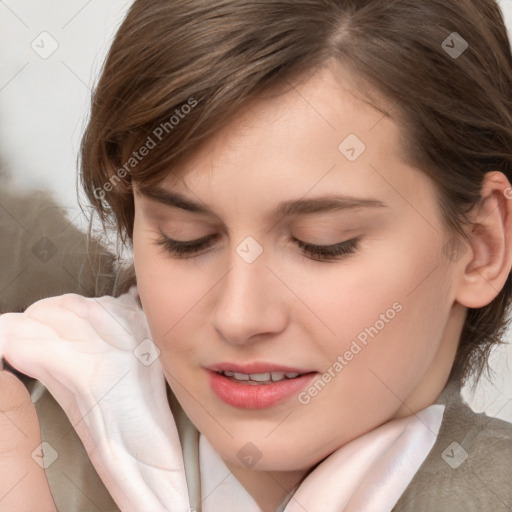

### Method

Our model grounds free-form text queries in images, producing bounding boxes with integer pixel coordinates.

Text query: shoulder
[393,386,512,512]
[22,377,121,512]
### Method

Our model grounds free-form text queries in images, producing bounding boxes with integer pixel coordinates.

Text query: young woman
[1,0,511,511]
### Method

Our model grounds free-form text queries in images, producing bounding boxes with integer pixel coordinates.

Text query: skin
[131,62,512,511]
[0,371,56,512]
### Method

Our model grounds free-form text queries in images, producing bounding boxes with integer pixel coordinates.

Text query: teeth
[250,372,271,382]
[221,370,303,382]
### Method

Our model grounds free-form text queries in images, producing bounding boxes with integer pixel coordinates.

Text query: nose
[213,243,288,346]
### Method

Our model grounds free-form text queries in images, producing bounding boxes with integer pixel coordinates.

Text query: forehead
[135,63,434,223]
[166,62,398,173]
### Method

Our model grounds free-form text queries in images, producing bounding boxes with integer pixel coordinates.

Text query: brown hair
[79,0,512,390]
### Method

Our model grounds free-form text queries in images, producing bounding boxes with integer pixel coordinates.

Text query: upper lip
[206,362,316,374]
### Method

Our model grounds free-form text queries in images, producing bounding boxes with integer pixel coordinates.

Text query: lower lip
[208,370,318,409]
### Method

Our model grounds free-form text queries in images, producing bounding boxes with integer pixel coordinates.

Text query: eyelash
[154,232,360,262]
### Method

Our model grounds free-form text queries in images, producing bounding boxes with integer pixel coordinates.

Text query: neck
[223,460,310,512]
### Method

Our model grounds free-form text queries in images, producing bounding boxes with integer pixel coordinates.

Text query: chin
[213,436,325,473]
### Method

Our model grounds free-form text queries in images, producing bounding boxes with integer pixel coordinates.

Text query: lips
[206,362,318,409]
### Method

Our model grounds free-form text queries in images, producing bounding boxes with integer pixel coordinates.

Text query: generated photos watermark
[93,97,198,200]
[298,301,403,405]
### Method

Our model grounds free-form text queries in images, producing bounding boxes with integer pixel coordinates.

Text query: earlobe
[454,171,512,309]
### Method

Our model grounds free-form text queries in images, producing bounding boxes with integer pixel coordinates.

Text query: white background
[0,0,511,422]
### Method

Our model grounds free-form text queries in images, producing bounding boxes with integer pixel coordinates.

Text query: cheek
[132,229,207,367]
[311,232,449,376]
[134,263,187,351]
[346,254,450,401]
[133,224,181,347]
[294,259,451,445]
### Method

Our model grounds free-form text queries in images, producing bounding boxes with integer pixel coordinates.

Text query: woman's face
[132,63,464,472]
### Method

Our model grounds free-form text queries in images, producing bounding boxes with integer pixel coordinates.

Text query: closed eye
[154,232,360,262]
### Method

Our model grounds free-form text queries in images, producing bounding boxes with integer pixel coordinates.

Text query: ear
[454,171,512,309]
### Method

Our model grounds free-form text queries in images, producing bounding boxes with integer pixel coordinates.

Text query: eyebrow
[136,186,388,218]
